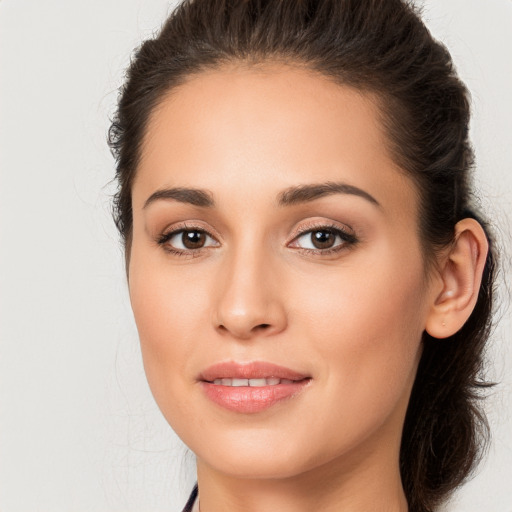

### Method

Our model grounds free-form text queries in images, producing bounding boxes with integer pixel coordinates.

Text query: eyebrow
[277,181,380,207]
[143,181,380,210]
[143,187,215,209]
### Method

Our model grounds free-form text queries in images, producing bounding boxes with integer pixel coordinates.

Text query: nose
[212,246,287,340]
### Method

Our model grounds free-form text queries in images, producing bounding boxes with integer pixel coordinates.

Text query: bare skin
[128,63,488,512]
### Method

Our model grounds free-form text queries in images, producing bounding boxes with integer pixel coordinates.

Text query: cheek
[293,246,428,424]
[127,247,212,413]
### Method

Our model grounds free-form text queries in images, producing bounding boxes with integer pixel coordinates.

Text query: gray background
[1,0,511,510]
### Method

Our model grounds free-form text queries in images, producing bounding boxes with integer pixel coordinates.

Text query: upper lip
[199,361,310,382]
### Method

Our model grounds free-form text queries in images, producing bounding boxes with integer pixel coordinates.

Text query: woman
[108,0,496,511]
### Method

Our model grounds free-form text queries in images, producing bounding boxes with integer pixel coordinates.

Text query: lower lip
[200,380,310,413]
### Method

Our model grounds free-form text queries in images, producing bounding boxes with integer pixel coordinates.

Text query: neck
[195,436,408,512]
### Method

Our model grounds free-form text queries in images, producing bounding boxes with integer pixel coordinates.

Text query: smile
[210,377,296,386]
[199,361,311,413]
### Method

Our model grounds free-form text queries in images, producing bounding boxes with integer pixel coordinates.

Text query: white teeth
[210,377,295,387]
[249,378,267,387]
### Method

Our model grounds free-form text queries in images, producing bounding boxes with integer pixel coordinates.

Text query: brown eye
[158,228,219,252]
[310,230,336,249]
[290,225,357,253]
[182,230,206,249]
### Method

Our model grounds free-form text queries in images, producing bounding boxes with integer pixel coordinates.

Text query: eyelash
[156,222,358,258]
[290,222,358,256]
[156,223,218,258]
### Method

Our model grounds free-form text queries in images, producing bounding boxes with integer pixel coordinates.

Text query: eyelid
[288,219,356,242]
[156,221,221,250]
[287,219,358,253]
[158,220,220,239]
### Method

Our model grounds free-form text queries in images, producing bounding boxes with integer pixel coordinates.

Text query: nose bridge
[213,236,286,339]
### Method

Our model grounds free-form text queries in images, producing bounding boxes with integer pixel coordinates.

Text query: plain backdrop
[0,1,511,510]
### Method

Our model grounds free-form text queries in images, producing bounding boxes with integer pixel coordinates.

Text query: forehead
[134,63,417,218]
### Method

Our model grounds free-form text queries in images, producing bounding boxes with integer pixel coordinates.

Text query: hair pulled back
[108,1,496,510]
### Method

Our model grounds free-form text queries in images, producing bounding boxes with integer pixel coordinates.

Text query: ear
[425,218,489,339]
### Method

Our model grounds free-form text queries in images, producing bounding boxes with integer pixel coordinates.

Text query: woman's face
[129,64,435,479]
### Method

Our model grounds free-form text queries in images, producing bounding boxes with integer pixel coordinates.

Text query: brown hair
[108,1,496,510]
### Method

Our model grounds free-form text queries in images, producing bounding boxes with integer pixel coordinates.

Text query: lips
[199,361,311,413]
[211,377,295,386]
[199,361,309,382]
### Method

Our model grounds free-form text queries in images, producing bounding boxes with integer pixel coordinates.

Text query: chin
[203,449,317,480]
[181,422,341,480]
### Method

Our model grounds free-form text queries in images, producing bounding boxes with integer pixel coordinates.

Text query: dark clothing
[182,484,199,512]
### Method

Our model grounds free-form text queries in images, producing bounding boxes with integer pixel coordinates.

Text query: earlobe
[425,218,488,339]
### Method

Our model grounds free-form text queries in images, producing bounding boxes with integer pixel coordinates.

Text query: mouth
[199,360,310,382]
[198,361,311,413]
[208,377,299,386]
